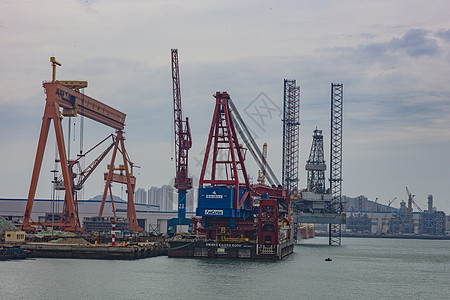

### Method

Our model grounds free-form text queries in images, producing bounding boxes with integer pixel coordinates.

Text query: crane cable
[79,88,85,200]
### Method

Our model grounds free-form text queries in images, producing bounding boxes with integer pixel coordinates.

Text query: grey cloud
[360,33,377,40]
[435,29,450,42]
[358,29,439,58]
[387,29,439,57]
[322,29,441,65]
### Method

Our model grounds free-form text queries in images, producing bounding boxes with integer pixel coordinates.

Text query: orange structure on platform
[22,57,142,232]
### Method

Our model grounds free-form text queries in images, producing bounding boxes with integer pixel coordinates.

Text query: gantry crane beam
[44,82,126,130]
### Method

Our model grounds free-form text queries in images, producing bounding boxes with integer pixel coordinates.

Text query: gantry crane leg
[23,98,78,231]
[119,131,141,232]
[99,136,120,217]
[98,130,143,232]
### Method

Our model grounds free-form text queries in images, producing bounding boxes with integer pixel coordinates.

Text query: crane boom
[381,197,396,233]
[169,49,192,228]
[229,99,281,186]
[406,186,414,233]
[171,49,192,191]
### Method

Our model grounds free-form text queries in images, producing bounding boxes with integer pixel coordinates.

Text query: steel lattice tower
[306,129,326,194]
[282,79,300,194]
[329,83,344,245]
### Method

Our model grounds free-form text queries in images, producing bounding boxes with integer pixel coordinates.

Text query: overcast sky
[1,0,450,214]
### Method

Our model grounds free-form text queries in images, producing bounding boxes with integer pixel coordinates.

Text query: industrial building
[0,198,193,234]
[342,193,447,236]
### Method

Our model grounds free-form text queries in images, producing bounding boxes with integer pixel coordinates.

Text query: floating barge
[169,235,293,259]
[22,241,167,260]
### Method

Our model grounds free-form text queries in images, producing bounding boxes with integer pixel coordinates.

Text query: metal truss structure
[282,79,300,194]
[22,58,142,232]
[306,129,326,194]
[329,83,344,245]
[199,92,251,209]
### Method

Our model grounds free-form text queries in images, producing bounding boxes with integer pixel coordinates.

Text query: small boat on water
[0,246,30,260]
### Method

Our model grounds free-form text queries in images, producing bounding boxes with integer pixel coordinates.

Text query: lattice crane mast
[329,83,344,245]
[282,79,300,194]
[171,49,192,220]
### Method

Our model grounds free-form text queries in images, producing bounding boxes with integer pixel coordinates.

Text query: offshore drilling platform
[282,80,346,245]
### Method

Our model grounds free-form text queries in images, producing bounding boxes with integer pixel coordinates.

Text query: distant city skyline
[89,183,195,213]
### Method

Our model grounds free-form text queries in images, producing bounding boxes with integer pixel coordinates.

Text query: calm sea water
[1,237,449,300]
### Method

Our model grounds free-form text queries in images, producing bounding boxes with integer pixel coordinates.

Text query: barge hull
[22,243,167,260]
[169,240,293,260]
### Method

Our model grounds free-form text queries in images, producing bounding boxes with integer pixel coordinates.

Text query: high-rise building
[148,187,159,208]
[343,195,369,212]
[135,188,148,205]
[157,185,175,212]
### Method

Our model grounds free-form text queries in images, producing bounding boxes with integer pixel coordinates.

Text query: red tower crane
[169,49,192,233]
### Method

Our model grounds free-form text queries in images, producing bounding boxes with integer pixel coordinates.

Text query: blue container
[197,186,252,218]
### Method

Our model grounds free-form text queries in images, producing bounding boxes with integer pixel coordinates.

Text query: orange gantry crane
[22,57,143,232]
